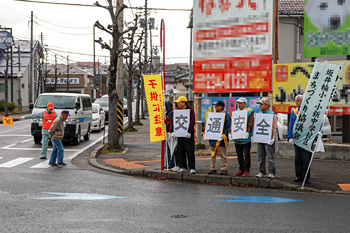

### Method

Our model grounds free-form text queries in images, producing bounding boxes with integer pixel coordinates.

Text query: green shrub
[0,100,4,112]
[8,102,16,112]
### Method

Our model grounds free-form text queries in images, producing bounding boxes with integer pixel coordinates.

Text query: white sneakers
[190,169,196,174]
[256,173,266,178]
[256,173,275,178]
[172,166,180,172]
[177,168,187,173]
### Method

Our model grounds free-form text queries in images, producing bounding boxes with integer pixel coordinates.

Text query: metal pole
[93,24,96,100]
[18,45,22,110]
[29,11,33,103]
[67,55,69,92]
[10,45,13,102]
[160,19,166,171]
[188,27,193,101]
[41,32,45,93]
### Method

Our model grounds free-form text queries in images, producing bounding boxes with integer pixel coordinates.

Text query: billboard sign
[304,0,350,57]
[193,0,273,93]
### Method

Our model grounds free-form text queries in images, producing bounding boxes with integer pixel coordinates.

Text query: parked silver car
[277,113,331,140]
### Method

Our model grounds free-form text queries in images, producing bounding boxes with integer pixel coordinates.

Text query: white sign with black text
[173,109,190,137]
[253,113,273,144]
[204,112,225,140]
[231,110,248,139]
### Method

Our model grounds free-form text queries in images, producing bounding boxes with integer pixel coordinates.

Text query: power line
[34,21,104,36]
[13,0,192,11]
[35,16,92,29]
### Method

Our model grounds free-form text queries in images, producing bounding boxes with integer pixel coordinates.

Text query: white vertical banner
[231,111,248,139]
[253,113,273,144]
[204,112,225,140]
[173,109,190,137]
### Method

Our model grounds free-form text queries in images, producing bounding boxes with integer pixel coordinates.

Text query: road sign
[0,31,14,50]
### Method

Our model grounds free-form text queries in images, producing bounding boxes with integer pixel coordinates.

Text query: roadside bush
[8,102,16,112]
[0,100,4,112]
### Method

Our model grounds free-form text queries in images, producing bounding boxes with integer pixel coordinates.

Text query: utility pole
[66,55,70,92]
[29,11,33,103]
[41,32,45,93]
[10,43,13,102]
[93,24,96,100]
[141,0,148,119]
[18,45,22,110]
[54,55,57,92]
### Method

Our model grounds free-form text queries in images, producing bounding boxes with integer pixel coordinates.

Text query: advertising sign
[204,112,225,140]
[193,0,273,93]
[273,61,350,115]
[304,0,350,57]
[143,74,166,142]
[293,61,341,152]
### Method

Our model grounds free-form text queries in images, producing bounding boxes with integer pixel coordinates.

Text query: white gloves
[21,116,26,119]
[289,138,294,144]
[170,132,176,138]
[268,139,275,145]
[218,136,223,141]
[244,132,249,139]
[186,133,191,138]
[318,132,323,138]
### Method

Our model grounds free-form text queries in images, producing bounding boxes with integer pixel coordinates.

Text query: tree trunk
[107,51,121,150]
[134,74,141,125]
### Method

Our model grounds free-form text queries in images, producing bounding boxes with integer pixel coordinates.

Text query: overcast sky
[0,0,193,65]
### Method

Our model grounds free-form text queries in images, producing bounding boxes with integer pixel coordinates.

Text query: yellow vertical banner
[143,74,166,142]
[2,117,14,126]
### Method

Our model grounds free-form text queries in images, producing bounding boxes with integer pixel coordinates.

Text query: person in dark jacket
[165,101,175,168]
[172,96,196,174]
[208,100,231,175]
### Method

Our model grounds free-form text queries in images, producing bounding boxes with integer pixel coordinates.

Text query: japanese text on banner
[204,112,225,140]
[231,110,247,139]
[143,74,166,142]
[253,113,273,144]
[293,61,341,152]
[173,109,190,137]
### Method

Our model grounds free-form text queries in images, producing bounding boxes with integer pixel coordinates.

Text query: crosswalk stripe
[0,157,34,168]
[30,160,52,169]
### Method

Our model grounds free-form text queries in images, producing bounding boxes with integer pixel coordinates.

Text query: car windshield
[94,98,108,107]
[35,95,75,109]
[92,105,99,113]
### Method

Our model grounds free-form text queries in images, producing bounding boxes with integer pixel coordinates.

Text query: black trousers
[234,142,251,171]
[177,135,195,170]
[294,144,312,180]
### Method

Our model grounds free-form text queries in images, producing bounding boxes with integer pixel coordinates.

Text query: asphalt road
[0,117,349,232]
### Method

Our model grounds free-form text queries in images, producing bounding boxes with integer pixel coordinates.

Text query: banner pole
[301,63,344,189]
[160,19,166,170]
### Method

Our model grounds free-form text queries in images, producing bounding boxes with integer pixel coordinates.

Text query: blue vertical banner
[293,61,341,152]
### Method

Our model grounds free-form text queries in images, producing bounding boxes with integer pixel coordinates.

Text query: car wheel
[84,125,90,141]
[34,136,42,144]
[73,127,81,145]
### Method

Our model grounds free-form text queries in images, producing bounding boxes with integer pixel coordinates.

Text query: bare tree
[133,38,145,126]
[123,16,143,131]
[94,0,135,150]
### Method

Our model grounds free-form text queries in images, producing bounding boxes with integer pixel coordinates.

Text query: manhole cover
[171,215,187,219]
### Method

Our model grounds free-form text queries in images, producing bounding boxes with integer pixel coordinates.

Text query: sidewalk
[91,118,350,195]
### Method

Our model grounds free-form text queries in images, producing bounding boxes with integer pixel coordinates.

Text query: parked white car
[277,113,331,140]
[91,103,105,132]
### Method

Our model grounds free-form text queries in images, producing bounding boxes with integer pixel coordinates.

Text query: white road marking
[0,157,34,168]
[0,135,31,137]
[66,134,106,160]
[2,144,16,149]
[21,138,33,143]
[30,160,52,169]
[0,146,80,151]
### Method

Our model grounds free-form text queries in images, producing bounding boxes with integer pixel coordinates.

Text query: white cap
[237,97,247,103]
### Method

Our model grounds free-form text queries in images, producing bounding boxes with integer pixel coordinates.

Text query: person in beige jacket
[48,110,69,166]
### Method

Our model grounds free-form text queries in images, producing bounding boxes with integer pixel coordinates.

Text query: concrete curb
[89,145,350,195]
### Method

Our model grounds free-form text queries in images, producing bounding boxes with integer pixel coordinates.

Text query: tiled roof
[279,0,304,15]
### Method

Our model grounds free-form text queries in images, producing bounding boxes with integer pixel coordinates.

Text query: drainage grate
[171,215,187,219]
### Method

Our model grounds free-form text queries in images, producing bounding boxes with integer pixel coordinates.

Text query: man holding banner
[255,98,278,179]
[232,97,254,177]
[207,101,231,175]
[292,61,341,186]
[287,95,312,184]
[173,96,196,174]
